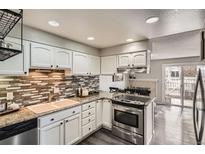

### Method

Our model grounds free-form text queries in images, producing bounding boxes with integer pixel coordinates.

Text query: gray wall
[100,40,150,56]
[9,24,100,56]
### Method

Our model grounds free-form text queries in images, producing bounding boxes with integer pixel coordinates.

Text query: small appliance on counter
[76,87,89,97]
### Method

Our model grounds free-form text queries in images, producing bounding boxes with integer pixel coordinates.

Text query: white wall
[151,30,201,60]
[9,24,100,56]
[100,40,149,56]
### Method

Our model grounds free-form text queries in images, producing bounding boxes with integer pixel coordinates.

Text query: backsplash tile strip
[0,70,99,106]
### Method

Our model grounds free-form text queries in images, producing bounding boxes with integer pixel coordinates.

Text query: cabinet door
[39,120,64,145]
[101,56,117,74]
[64,114,81,145]
[88,55,100,74]
[54,48,72,69]
[96,100,103,128]
[118,54,132,67]
[30,42,54,68]
[132,52,147,67]
[0,37,29,75]
[102,99,112,129]
[73,52,88,74]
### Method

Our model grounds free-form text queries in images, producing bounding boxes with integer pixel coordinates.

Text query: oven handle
[112,104,143,114]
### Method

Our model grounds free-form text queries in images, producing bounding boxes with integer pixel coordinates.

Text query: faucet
[48,92,55,103]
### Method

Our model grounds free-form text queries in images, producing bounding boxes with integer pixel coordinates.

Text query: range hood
[0,9,23,61]
[117,65,150,74]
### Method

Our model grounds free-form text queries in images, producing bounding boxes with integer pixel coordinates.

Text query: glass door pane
[182,65,197,108]
[164,66,182,106]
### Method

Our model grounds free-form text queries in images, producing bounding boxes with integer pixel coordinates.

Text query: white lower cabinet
[81,101,96,137]
[102,99,112,129]
[65,113,81,145]
[39,120,64,145]
[38,106,81,145]
[96,100,103,128]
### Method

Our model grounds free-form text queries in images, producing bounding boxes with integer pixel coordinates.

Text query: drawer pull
[50,118,54,121]
[88,119,91,122]
[65,120,69,123]
[72,111,76,114]
[89,128,91,130]
[88,105,91,108]
[60,122,63,125]
[88,112,91,115]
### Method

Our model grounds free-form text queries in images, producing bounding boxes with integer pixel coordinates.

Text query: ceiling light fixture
[87,37,95,40]
[126,38,134,42]
[48,20,60,27]
[145,16,159,24]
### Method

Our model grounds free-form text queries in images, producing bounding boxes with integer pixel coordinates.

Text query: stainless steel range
[112,95,151,144]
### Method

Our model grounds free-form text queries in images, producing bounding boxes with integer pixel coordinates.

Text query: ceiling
[23,9,205,49]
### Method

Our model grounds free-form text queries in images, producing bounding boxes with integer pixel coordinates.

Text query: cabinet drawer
[82,121,96,137]
[39,106,81,128]
[82,102,95,111]
[82,115,95,126]
[82,108,95,119]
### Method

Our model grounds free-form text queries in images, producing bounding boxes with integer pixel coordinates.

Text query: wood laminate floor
[79,105,205,145]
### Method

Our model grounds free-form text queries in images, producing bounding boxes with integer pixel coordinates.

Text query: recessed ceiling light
[146,16,159,24]
[126,38,134,42]
[48,20,60,27]
[87,37,95,40]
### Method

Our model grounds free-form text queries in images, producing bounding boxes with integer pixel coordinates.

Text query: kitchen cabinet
[64,113,81,145]
[118,54,132,67]
[54,48,72,69]
[102,99,112,130]
[39,120,64,145]
[73,52,100,75]
[73,52,88,74]
[0,37,30,75]
[132,52,147,66]
[96,100,103,128]
[30,42,54,69]
[117,51,147,68]
[31,42,73,70]
[101,56,117,74]
[88,55,100,74]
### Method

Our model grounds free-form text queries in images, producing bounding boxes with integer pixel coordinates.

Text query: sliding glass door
[163,63,205,108]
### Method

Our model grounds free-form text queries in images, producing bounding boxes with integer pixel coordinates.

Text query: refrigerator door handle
[193,68,205,145]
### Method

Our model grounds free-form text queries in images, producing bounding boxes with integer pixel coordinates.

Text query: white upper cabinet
[101,56,117,74]
[117,51,147,68]
[54,48,72,69]
[118,54,132,67]
[30,42,54,69]
[132,52,147,67]
[73,52,100,75]
[73,52,88,74]
[88,55,100,74]
[0,37,30,75]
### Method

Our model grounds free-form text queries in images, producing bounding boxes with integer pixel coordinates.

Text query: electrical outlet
[7,92,14,100]
[54,87,60,94]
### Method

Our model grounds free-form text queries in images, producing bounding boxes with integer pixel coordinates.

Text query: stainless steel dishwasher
[0,118,37,145]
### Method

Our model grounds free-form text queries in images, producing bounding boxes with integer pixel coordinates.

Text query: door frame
[162,62,201,108]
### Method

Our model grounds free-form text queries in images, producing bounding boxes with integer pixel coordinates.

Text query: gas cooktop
[113,95,150,106]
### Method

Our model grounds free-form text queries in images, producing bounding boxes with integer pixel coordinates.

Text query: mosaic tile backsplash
[0,70,99,106]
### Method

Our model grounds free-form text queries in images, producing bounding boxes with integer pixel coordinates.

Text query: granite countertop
[0,91,155,129]
[0,107,38,129]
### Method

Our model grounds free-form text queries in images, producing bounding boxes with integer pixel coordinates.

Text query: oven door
[112,104,143,135]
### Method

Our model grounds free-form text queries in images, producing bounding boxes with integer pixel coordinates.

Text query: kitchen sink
[27,99,80,114]
[51,99,80,108]
[27,103,58,114]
